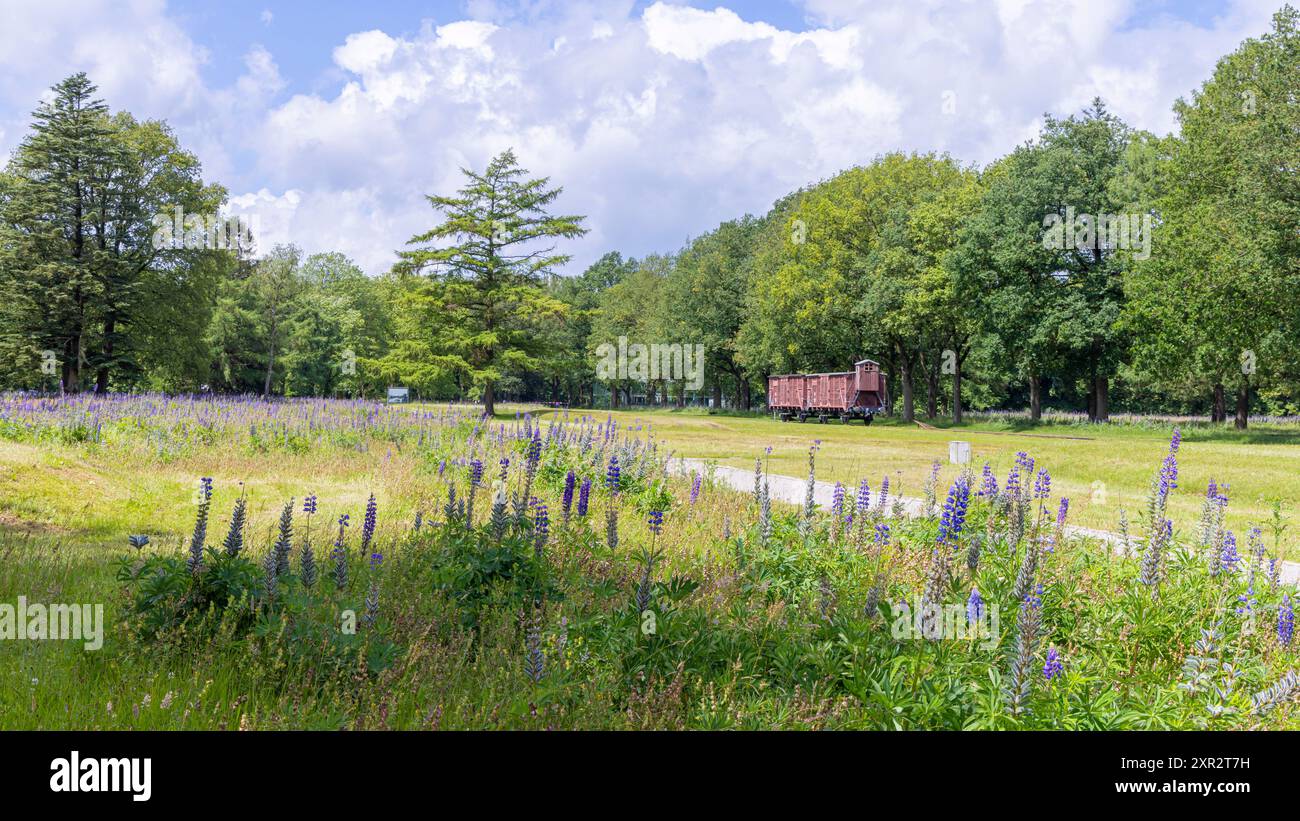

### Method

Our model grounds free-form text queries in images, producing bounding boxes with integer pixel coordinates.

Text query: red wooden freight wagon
[767,359,887,425]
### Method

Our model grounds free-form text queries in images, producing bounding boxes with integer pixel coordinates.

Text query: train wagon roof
[769,371,855,378]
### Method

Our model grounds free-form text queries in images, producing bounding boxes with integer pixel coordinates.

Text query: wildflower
[361,494,378,551]
[273,499,294,575]
[877,476,889,511]
[1004,465,1021,502]
[331,514,350,591]
[831,481,845,522]
[577,477,591,517]
[1280,595,1294,646]
[1043,646,1064,681]
[1005,587,1043,715]
[303,494,317,516]
[363,552,382,627]
[525,610,544,685]
[648,509,664,537]
[977,463,998,498]
[223,496,247,557]
[920,549,950,640]
[466,461,482,524]
[856,479,871,514]
[187,476,213,574]
[300,535,317,588]
[874,523,890,546]
[1220,531,1240,575]
[1139,519,1172,596]
[690,472,702,505]
[937,476,971,549]
[606,456,621,493]
[562,470,576,520]
[606,497,619,550]
[262,546,278,602]
[1056,497,1070,528]
[966,588,984,626]
[1033,468,1051,500]
[1251,669,1299,715]
[534,501,550,557]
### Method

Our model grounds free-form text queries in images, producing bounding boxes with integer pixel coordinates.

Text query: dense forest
[0,9,1296,427]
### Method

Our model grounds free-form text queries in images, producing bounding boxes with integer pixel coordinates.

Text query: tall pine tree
[396,149,585,416]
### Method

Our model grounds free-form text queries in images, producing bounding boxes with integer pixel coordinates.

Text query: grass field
[516,407,1299,549]
[2,395,1299,729]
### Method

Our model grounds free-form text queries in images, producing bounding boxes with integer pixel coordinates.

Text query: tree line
[1,9,1296,427]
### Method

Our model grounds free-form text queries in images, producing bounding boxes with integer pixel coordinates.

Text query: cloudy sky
[0,0,1285,274]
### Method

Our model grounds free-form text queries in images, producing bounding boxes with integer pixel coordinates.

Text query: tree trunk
[483,380,495,417]
[711,380,722,410]
[741,379,751,411]
[1235,381,1249,430]
[95,314,115,394]
[899,358,915,423]
[1029,375,1042,421]
[63,336,81,392]
[925,364,938,420]
[1212,383,1226,423]
[1095,374,1109,422]
[952,361,963,424]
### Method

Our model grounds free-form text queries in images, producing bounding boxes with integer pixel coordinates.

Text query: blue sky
[0,0,1285,274]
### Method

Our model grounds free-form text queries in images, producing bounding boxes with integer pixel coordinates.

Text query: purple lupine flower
[1033,468,1051,500]
[438,459,446,476]
[361,493,377,551]
[1220,531,1240,573]
[856,479,870,513]
[690,472,702,505]
[331,514,350,590]
[966,588,984,625]
[877,476,889,510]
[937,476,971,548]
[648,510,664,537]
[469,459,484,486]
[874,523,890,546]
[303,494,317,515]
[978,463,998,498]
[562,470,576,515]
[498,457,510,483]
[1004,465,1021,500]
[606,456,620,493]
[1279,595,1294,646]
[370,551,383,570]
[1043,646,1063,681]
[577,478,592,517]
[534,502,549,540]
[831,482,845,521]
[1056,497,1070,527]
